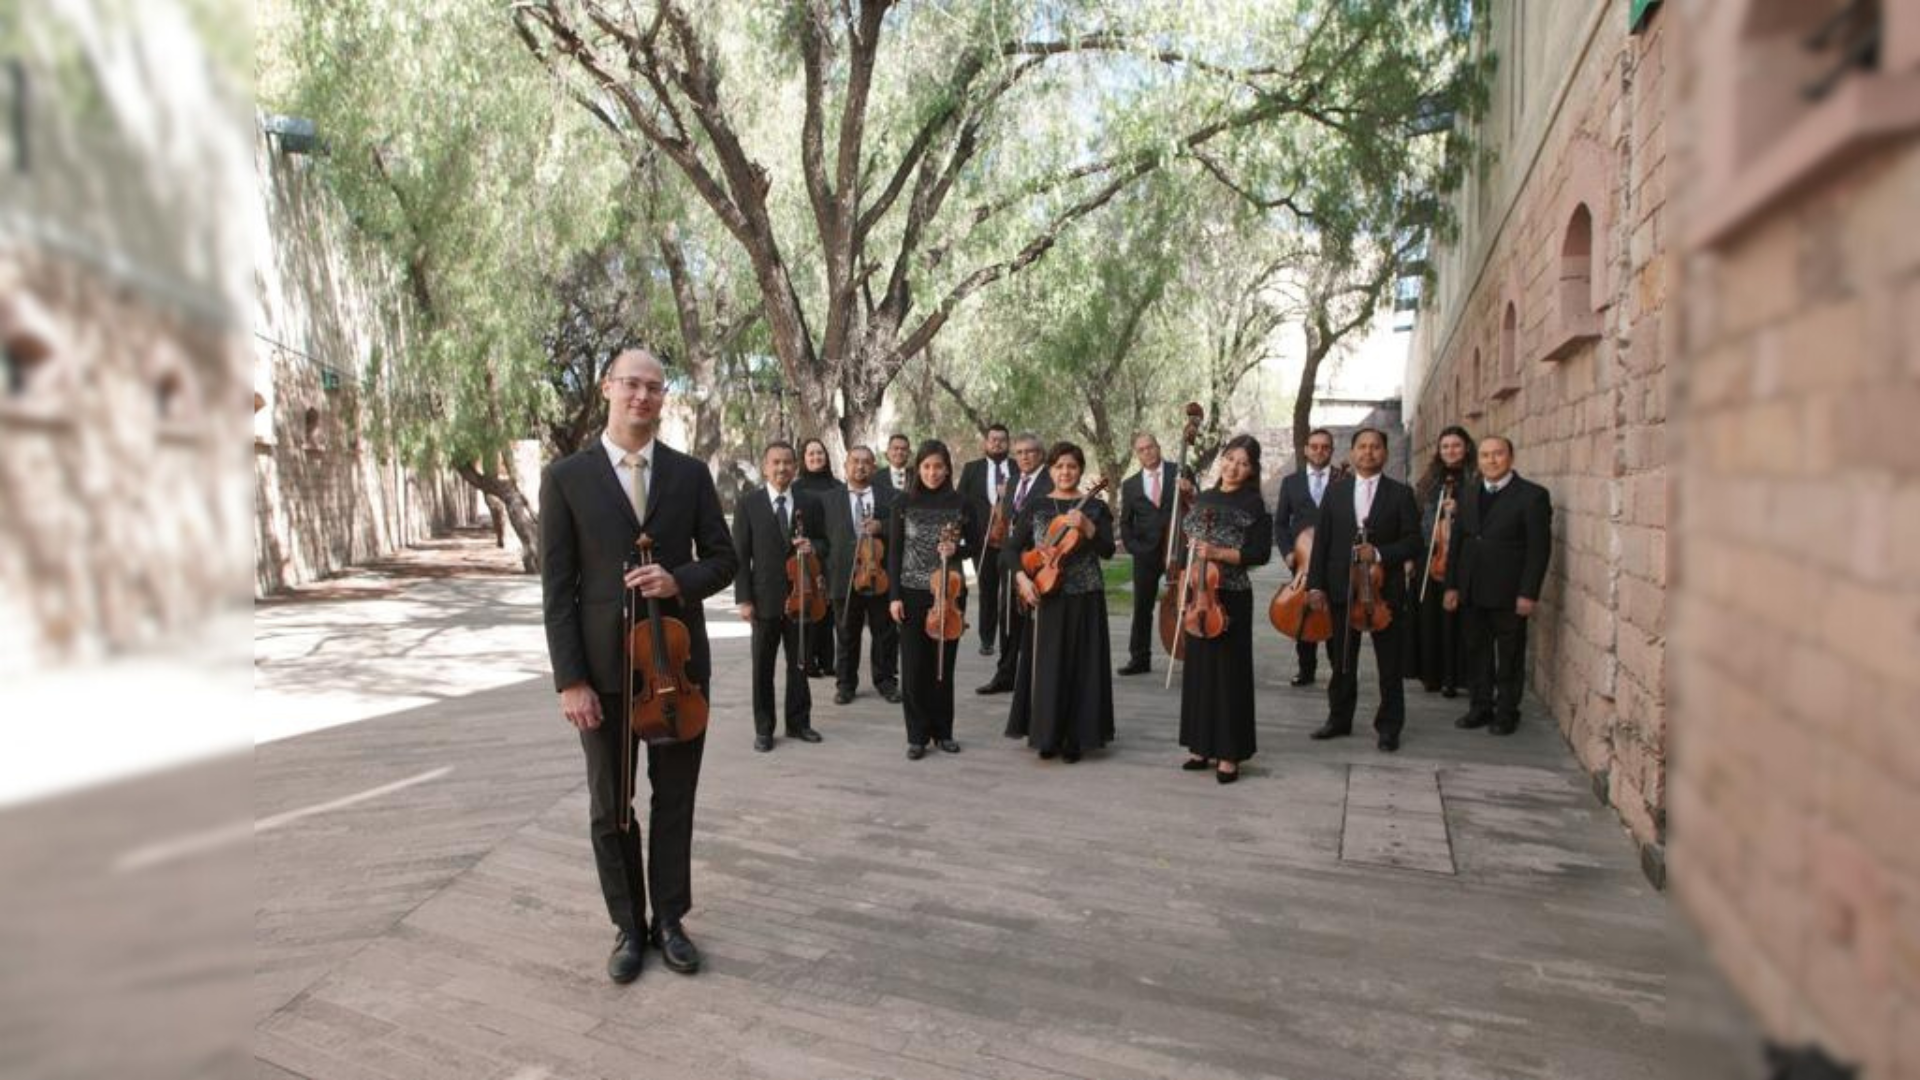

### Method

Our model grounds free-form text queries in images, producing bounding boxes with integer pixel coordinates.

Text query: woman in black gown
[1411,426,1475,697]
[1004,442,1115,762]
[794,438,841,677]
[1176,435,1273,784]
[886,441,983,759]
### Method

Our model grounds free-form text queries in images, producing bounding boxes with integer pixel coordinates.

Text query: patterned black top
[1177,485,1273,592]
[887,489,983,601]
[1008,495,1116,596]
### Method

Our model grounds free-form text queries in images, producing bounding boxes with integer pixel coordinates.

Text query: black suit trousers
[1465,605,1528,723]
[751,616,814,736]
[835,592,899,692]
[1127,552,1163,665]
[975,546,1003,649]
[582,692,704,937]
[1325,607,1405,736]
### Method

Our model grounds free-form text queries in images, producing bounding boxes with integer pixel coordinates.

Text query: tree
[514,0,1485,461]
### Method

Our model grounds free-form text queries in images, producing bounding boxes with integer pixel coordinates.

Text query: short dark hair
[848,444,875,460]
[1306,428,1334,444]
[1045,441,1085,470]
[887,433,910,447]
[986,423,1010,437]
[1481,435,1515,455]
[762,440,796,460]
[1350,427,1388,450]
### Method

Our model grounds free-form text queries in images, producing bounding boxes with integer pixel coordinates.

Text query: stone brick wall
[1667,2,1920,1074]
[1405,4,1670,868]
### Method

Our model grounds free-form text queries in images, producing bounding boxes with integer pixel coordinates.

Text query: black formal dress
[1176,485,1273,764]
[1411,469,1472,693]
[794,469,841,675]
[1117,461,1178,669]
[822,482,899,696]
[1307,473,1423,739]
[887,489,983,748]
[1003,496,1116,756]
[1445,473,1553,727]
[540,435,736,939]
[989,468,1053,685]
[1274,467,1334,680]
[732,484,829,740]
[957,454,1015,651]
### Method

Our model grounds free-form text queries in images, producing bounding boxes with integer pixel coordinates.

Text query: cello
[926,521,966,682]
[1020,477,1109,597]
[1268,525,1334,643]
[620,534,710,831]
[785,505,828,666]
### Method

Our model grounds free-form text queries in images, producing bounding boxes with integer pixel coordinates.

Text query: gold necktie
[623,451,648,520]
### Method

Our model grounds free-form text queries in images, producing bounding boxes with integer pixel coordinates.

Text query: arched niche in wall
[0,288,69,422]
[1492,299,1523,400]
[1544,138,1612,361]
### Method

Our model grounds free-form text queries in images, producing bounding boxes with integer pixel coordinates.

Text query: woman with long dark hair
[794,437,841,677]
[887,441,983,759]
[1175,435,1273,783]
[1004,442,1116,762]
[1412,425,1476,696]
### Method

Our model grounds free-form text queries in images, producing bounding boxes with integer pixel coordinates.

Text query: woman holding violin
[1411,426,1475,698]
[1174,435,1274,783]
[1003,442,1116,763]
[887,440,983,760]
[795,437,842,678]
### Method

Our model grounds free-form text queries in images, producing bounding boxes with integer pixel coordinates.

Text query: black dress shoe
[1489,720,1518,736]
[1309,723,1352,740]
[1181,756,1212,771]
[753,734,774,752]
[652,922,701,974]
[936,738,961,753]
[881,687,902,704]
[1454,712,1491,730]
[1061,748,1081,764]
[607,930,644,983]
[789,727,823,743]
[1117,659,1151,676]
[978,641,995,657]
[1215,766,1240,784]
[1441,686,1460,699]
[907,744,926,760]
[975,678,1013,695]
[1377,733,1400,752]
[1289,672,1316,687]
[833,689,854,705]
[1038,750,1056,760]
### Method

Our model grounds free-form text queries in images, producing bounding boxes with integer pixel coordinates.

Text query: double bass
[926,521,966,681]
[621,534,710,830]
[1020,478,1109,597]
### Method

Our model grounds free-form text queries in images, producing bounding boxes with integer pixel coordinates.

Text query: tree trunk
[455,463,539,572]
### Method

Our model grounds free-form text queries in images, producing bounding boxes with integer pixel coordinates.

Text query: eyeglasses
[605,377,667,397]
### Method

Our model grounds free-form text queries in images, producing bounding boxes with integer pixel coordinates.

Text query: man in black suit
[824,445,900,704]
[1444,436,1552,736]
[733,441,829,752]
[541,348,735,983]
[1116,432,1178,675]
[976,432,1051,694]
[1306,428,1424,752]
[956,423,1013,656]
[1274,428,1337,685]
[874,432,913,496]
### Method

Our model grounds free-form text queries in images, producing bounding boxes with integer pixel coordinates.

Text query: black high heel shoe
[1215,765,1240,785]
[1181,757,1212,771]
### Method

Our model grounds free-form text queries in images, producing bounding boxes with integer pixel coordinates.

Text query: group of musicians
[541,349,1553,983]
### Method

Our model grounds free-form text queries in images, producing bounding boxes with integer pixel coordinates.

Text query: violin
[1421,477,1457,602]
[621,534,710,828]
[784,505,827,666]
[850,502,889,597]
[1157,404,1206,669]
[1179,507,1227,640]
[926,521,966,681]
[1020,477,1109,597]
[1347,525,1393,633]
[1268,525,1334,642]
[984,476,1013,549]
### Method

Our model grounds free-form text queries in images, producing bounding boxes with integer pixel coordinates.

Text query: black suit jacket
[1273,469,1330,560]
[821,483,897,597]
[1306,474,1423,605]
[731,486,830,614]
[1445,473,1552,607]
[958,455,1015,525]
[1116,461,1178,558]
[874,466,912,497]
[540,440,737,695]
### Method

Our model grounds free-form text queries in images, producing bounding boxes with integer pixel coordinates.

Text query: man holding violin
[958,423,1014,658]
[824,445,900,705]
[540,348,737,984]
[1116,432,1179,676]
[1443,436,1552,736]
[1306,428,1423,752]
[734,441,830,753]
[976,433,1050,695]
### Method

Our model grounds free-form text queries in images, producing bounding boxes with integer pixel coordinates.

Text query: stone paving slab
[254,547,1685,1080]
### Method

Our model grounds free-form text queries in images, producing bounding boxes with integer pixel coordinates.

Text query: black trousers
[582,691,704,937]
[1294,637,1331,679]
[809,605,836,674]
[899,588,963,746]
[1465,605,1529,723]
[993,571,1030,684]
[975,546,1003,649]
[750,616,814,736]
[835,592,899,692]
[1325,605,1406,737]
[1126,550,1164,665]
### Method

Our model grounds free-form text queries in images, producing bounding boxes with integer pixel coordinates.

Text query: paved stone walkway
[254,536,1688,1080]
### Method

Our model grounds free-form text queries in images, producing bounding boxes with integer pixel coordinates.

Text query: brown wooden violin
[1179,507,1227,641]
[850,502,889,597]
[784,505,827,666]
[1268,525,1334,643]
[1347,525,1394,633]
[927,520,966,681]
[1421,477,1456,602]
[621,534,710,829]
[1157,403,1206,662]
[1020,477,1109,597]
[984,476,1013,550]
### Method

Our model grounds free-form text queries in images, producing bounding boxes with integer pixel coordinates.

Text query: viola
[1268,525,1334,643]
[1020,477,1109,597]
[622,534,710,828]
[1348,525,1393,633]
[926,521,966,681]
[850,502,889,597]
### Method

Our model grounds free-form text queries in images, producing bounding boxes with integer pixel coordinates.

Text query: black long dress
[1003,496,1116,755]
[795,469,841,675]
[886,489,982,747]
[1411,470,1470,692]
[1176,485,1273,763]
